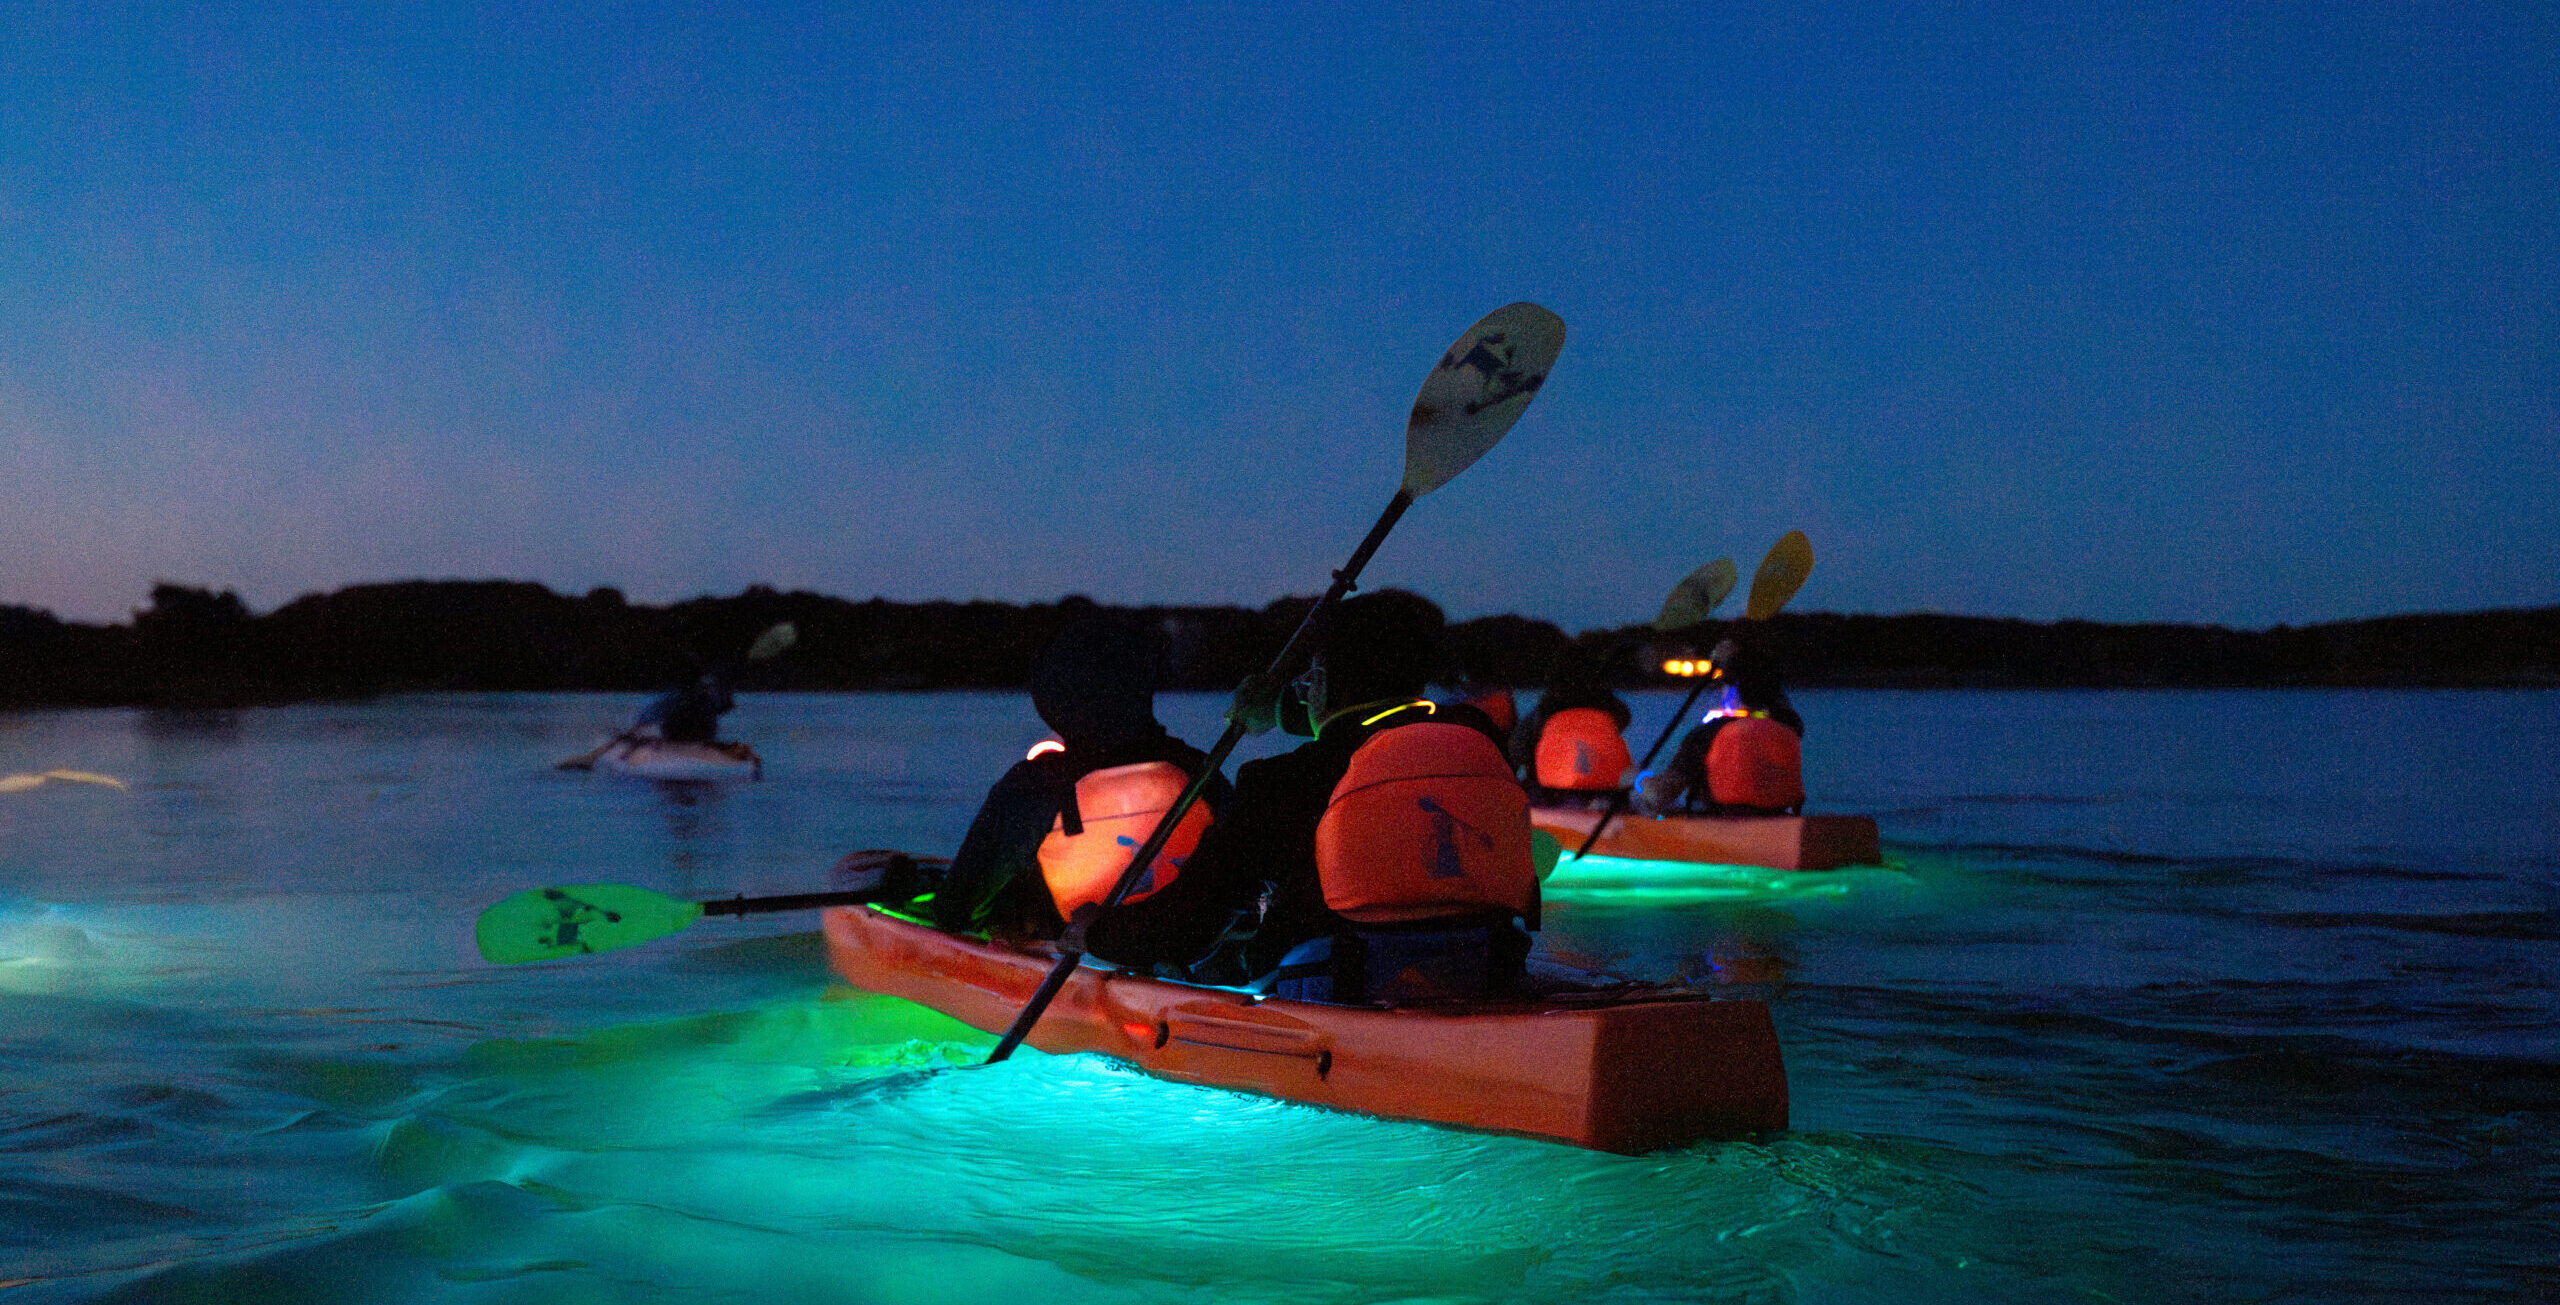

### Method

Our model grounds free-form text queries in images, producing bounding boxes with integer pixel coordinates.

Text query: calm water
[1,690,2553,1302]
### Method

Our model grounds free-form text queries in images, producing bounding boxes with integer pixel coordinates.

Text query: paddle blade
[475,884,704,964]
[2,769,130,793]
[1654,557,1739,631]
[1744,531,1814,621]
[1402,303,1567,497]
[1531,828,1565,882]
[745,622,798,662]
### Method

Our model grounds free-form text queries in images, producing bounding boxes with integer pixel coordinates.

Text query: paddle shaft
[700,890,882,917]
[558,729,641,771]
[985,491,1415,1064]
[1569,678,1712,861]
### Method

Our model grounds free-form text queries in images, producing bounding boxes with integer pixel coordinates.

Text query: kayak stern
[1532,807,1880,870]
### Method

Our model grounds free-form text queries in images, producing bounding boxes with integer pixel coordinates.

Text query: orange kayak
[1531,806,1880,870]
[822,905,1786,1153]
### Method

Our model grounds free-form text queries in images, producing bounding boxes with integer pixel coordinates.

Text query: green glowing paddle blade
[1654,557,1738,631]
[475,884,704,964]
[1531,828,1565,882]
[1744,531,1814,621]
[1402,303,1567,497]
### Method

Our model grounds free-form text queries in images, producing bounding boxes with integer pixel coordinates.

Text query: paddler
[633,668,734,743]
[1081,590,1536,1002]
[1633,638,1807,815]
[1444,675,1519,752]
[1511,645,1636,807]
[837,612,1231,941]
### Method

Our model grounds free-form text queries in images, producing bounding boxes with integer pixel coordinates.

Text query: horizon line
[13,577,2557,640]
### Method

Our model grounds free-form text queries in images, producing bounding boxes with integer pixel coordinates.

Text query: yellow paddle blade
[476,884,704,964]
[1402,303,1567,498]
[1654,557,1739,631]
[1744,531,1814,621]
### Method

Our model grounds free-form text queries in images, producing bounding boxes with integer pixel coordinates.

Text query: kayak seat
[1262,916,1530,1005]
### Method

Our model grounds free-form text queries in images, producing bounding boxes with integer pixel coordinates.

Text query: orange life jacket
[1706,715,1804,810]
[1461,687,1518,734]
[1532,706,1634,791]
[1315,721,1538,924]
[1037,760,1212,916]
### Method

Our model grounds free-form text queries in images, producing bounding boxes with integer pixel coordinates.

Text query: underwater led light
[1542,854,1888,907]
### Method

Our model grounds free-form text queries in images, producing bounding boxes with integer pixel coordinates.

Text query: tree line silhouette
[1,581,2553,709]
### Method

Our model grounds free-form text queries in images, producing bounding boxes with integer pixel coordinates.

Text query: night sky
[2,2,2551,629]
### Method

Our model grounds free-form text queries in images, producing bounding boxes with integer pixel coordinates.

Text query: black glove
[1055,902,1103,954]
[829,849,919,900]
[1227,672,1284,735]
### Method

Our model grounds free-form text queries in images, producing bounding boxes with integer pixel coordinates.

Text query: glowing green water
[1544,853,1906,909]
[49,970,2060,1305]
[3,691,2554,1301]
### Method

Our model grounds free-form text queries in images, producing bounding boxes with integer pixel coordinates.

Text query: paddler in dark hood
[633,668,734,743]
[1083,590,1531,1001]
[841,612,1231,941]
[1512,644,1636,805]
[1635,638,1807,815]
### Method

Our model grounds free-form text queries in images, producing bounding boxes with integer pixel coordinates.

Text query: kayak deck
[823,905,1786,1153]
[594,739,763,781]
[1532,806,1879,870]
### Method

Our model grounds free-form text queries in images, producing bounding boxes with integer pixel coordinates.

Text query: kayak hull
[594,739,763,781]
[1532,807,1879,870]
[822,905,1786,1153]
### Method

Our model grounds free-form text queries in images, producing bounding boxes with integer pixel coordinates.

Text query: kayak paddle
[1654,557,1738,632]
[743,621,799,664]
[1744,531,1813,622]
[984,302,1568,1064]
[475,882,878,964]
[1570,531,1814,860]
[557,621,798,771]
[1565,556,1736,860]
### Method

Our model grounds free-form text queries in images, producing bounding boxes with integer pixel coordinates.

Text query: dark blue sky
[2,2,2551,628]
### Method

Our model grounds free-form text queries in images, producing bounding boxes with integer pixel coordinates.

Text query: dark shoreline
[4,581,2555,709]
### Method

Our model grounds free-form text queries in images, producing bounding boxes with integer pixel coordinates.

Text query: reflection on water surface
[0,690,2552,1302]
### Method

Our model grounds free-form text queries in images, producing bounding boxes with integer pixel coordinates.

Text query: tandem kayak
[1530,806,1880,870]
[822,905,1786,1153]
[591,739,764,781]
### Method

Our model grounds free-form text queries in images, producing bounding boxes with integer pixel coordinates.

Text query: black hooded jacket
[1082,700,1508,978]
[924,619,1229,938]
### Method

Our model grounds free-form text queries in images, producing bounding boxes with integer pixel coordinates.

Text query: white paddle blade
[1744,531,1814,621]
[1401,303,1567,498]
[1654,557,1739,631]
[746,622,798,662]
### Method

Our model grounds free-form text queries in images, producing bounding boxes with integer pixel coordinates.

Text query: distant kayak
[823,904,1786,1153]
[587,739,763,781]
[1531,806,1879,870]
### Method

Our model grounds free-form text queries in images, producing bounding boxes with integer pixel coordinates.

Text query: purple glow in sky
[2,2,2552,628]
